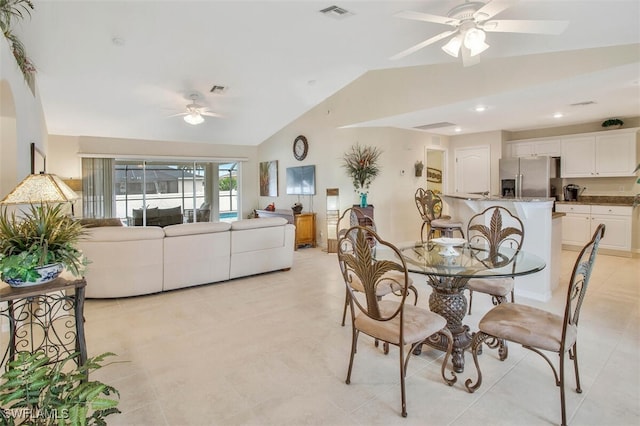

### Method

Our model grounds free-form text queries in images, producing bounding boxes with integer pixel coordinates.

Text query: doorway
[454,146,490,194]
[426,148,445,194]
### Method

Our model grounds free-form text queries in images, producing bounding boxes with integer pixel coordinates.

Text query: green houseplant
[601,118,623,129]
[0,203,86,286]
[0,0,36,85]
[342,143,382,207]
[0,351,120,425]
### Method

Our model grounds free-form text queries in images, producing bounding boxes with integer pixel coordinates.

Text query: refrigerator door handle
[515,174,522,198]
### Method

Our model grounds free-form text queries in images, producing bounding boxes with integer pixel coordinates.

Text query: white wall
[259,105,450,246]
[0,36,48,199]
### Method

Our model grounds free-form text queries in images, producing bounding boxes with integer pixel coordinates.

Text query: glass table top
[379,241,546,279]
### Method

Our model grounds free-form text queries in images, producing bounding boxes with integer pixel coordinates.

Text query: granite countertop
[444,193,555,202]
[556,195,635,207]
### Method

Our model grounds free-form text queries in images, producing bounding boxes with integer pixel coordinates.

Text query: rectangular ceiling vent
[414,122,456,130]
[569,101,596,107]
[319,5,353,19]
[210,85,226,94]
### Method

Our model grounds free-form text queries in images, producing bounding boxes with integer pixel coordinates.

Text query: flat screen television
[286,165,316,195]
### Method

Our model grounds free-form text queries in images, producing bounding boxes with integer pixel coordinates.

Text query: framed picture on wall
[259,160,278,196]
[426,167,442,183]
[31,142,46,174]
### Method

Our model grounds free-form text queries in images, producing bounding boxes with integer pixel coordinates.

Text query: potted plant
[342,143,382,207]
[601,118,623,129]
[0,351,120,424]
[0,203,86,287]
[0,0,36,85]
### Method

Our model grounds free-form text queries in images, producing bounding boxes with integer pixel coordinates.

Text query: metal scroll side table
[0,277,87,369]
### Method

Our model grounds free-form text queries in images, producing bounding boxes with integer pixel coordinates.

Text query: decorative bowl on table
[431,237,466,257]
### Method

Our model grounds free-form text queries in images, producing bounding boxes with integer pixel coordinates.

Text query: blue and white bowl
[3,263,64,288]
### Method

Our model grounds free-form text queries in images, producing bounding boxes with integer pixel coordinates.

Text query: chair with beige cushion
[414,188,464,243]
[337,207,417,329]
[466,206,524,315]
[465,224,605,426]
[338,226,456,417]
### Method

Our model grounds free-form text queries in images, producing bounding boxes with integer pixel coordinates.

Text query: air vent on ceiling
[210,85,226,94]
[414,122,456,130]
[319,5,353,19]
[569,101,596,107]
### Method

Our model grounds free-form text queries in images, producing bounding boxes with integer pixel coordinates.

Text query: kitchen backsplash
[576,195,635,205]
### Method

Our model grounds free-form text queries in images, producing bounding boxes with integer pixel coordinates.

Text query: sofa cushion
[231,217,287,230]
[164,222,231,237]
[78,218,123,228]
[157,206,183,227]
[84,226,165,242]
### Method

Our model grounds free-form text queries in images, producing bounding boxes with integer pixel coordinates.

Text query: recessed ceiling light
[553,112,564,118]
[474,105,486,112]
[454,127,462,133]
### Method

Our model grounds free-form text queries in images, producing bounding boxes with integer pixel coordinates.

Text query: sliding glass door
[83,158,239,225]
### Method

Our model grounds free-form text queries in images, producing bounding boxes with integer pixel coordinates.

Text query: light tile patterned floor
[83,248,639,425]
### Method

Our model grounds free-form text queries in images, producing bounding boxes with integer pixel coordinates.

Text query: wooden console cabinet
[254,209,316,250]
[294,213,316,250]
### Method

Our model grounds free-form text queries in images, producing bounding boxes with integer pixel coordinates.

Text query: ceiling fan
[390,0,569,66]
[170,93,222,125]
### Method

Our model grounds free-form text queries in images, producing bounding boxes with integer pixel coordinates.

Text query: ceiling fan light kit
[170,92,223,125]
[184,112,204,125]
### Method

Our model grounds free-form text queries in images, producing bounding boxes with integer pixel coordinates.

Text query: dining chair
[466,206,524,315]
[337,207,417,330]
[414,188,464,243]
[465,224,606,426]
[338,226,457,417]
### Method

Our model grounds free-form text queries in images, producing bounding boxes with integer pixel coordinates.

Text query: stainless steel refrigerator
[499,156,560,198]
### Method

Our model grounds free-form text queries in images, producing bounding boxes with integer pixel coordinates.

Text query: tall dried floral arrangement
[342,143,382,194]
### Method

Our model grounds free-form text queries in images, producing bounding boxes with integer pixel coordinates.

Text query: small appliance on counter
[563,184,583,202]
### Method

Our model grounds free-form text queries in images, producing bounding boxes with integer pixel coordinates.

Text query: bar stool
[414,188,464,242]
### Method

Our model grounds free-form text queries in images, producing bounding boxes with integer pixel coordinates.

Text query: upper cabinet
[506,138,561,157]
[561,129,638,178]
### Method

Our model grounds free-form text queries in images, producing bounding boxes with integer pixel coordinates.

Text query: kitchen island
[443,194,561,302]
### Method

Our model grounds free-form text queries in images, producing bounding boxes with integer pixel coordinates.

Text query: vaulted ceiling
[15,0,640,146]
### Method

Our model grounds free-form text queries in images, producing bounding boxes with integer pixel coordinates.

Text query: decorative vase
[3,263,63,288]
[359,193,368,208]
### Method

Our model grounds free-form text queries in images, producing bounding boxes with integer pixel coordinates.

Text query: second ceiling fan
[171,93,223,125]
[390,0,569,66]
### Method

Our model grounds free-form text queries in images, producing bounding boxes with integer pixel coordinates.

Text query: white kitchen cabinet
[556,204,591,246]
[556,204,632,252]
[561,130,637,178]
[590,205,633,251]
[507,138,561,158]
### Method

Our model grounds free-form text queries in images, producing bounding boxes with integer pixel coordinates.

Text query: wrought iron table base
[0,278,87,370]
[414,276,472,373]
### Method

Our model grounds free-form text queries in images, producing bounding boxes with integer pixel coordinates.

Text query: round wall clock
[293,135,308,161]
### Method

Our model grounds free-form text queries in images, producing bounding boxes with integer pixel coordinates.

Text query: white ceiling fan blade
[389,30,457,60]
[167,112,188,118]
[461,45,481,67]
[394,10,458,26]
[483,19,569,35]
[201,111,223,118]
[473,1,514,22]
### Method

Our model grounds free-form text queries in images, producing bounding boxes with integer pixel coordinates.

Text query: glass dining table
[379,239,546,373]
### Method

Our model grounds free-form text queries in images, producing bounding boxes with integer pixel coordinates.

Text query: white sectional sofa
[77,218,295,298]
